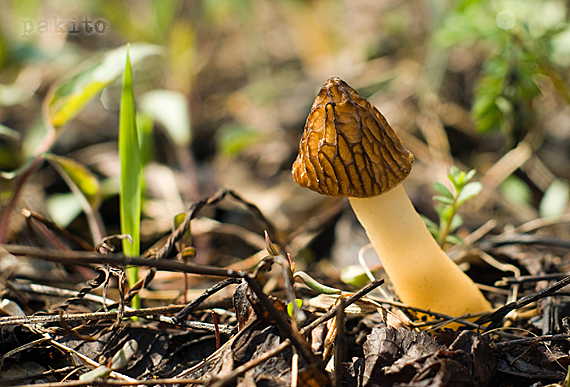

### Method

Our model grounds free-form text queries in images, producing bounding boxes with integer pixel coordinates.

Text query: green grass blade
[119,45,142,309]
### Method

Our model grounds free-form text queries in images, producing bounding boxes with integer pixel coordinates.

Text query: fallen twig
[0,306,234,334]
[476,275,570,329]
[1,245,248,278]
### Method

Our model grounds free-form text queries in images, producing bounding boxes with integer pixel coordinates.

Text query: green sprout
[287,299,303,321]
[422,167,482,248]
[119,45,142,310]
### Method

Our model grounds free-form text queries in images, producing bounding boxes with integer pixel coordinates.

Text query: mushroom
[292,77,491,318]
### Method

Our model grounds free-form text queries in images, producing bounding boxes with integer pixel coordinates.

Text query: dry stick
[154,196,210,261]
[173,277,241,322]
[129,189,275,302]
[154,189,279,261]
[496,273,568,286]
[211,311,221,350]
[1,330,136,383]
[225,190,279,246]
[291,347,299,387]
[493,333,570,348]
[364,296,488,330]
[22,209,95,251]
[244,276,322,369]
[0,306,234,335]
[2,245,248,278]
[12,282,235,318]
[334,297,346,387]
[302,280,383,334]
[514,212,570,234]
[0,366,76,384]
[11,281,117,308]
[5,190,274,308]
[476,275,570,329]
[210,280,384,387]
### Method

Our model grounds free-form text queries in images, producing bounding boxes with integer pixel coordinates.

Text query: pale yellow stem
[349,184,491,317]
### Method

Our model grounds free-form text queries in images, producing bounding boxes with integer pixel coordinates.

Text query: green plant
[422,167,483,248]
[119,46,142,310]
[435,0,570,145]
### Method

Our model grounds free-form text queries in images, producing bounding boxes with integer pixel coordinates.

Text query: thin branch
[476,275,570,328]
[0,306,234,334]
[1,245,248,278]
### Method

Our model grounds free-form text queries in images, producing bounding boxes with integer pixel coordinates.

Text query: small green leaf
[265,230,279,256]
[294,271,341,295]
[447,166,461,183]
[456,181,482,206]
[464,169,477,183]
[433,181,454,199]
[434,195,454,205]
[79,365,112,381]
[287,299,303,318]
[111,339,138,370]
[421,214,438,230]
[43,153,102,209]
[119,46,141,258]
[445,234,465,246]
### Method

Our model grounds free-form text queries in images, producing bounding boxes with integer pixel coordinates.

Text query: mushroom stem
[349,184,491,317]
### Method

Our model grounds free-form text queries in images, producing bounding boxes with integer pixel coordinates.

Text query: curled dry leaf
[361,327,496,387]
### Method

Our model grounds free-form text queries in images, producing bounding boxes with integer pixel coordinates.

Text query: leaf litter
[3,194,570,387]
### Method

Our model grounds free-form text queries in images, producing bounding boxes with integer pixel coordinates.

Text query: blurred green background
[2,0,570,258]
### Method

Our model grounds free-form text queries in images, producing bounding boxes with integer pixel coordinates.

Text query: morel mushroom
[292,77,491,318]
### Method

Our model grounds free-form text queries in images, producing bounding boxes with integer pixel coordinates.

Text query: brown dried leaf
[363,326,441,384]
[362,327,496,387]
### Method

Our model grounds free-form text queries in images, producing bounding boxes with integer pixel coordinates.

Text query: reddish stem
[211,311,220,350]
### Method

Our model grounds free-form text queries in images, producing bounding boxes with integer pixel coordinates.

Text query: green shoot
[422,167,482,248]
[287,299,303,321]
[119,45,142,310]
[293,271,342,295]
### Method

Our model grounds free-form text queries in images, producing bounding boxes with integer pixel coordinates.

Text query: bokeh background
[2,0,570,272]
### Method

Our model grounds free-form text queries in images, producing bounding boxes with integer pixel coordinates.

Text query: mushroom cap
[292,77,414,198]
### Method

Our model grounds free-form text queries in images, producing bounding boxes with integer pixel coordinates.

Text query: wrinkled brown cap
[292,77,414,198]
